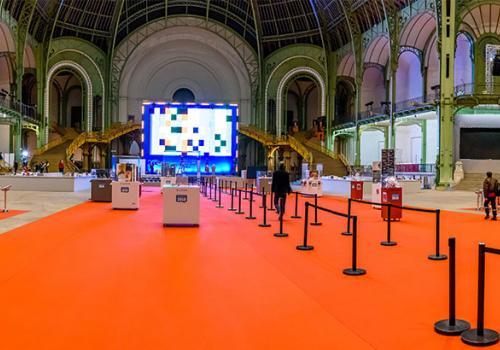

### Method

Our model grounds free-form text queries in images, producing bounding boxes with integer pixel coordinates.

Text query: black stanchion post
[341,198,352,236]
[381,204,397,246]
[291,191,301,219]
[296,202,313,250]
[209,181,213,199]
[216,184,224,208]
[244,183,248,200]
[461,243,499,346]
[268,191,275,211]
[259,193,271,227]
[311,193,322,226]
[274,198,288,237]
[434,237,470,335]
[260,187,265,208]
[343,216,366,276]
[428,209,447,260]
[236,189,244,215]
[212,182,218,202]
[249,184,255,202]
[246,190,256,220]
[228,183,237,211]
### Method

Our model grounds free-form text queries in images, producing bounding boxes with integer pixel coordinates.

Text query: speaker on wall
[492,53,500,76]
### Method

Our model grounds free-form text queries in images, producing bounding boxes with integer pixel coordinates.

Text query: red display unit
[381,187,402,220]
[350,181,364,200]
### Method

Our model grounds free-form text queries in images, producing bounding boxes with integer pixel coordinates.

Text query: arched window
[172,88,195,103]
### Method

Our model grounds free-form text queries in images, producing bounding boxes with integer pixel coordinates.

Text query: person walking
[271,163,292,216]
[483,171,498,220]
[13,160,18,174]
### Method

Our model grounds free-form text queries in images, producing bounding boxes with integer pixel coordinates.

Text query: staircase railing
[304,138,338,159]
[286,135,313,163]
[338,153,352,175]
[65,122,142,159]
[239,124,313,163]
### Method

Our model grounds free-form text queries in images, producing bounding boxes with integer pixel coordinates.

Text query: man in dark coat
[271,163,292,215]
[483,171,498,220]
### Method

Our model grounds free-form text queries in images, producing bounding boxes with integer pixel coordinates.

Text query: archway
[118,24,251,125]
[276,67,325,137]
[45,61,93,142]
[285,76,320,135]
[48,70,84,136]
[454,33,474,90]
[361,67,386,117]
[335,79,355,124]
[396,51,423,102]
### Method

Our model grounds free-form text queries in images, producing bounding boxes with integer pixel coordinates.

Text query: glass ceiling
[2,0,414,55]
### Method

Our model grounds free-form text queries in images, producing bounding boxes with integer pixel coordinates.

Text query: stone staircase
[453,173,496,191]
[29,127,79,172]
[293,133,349,176]
[30,140,74,172]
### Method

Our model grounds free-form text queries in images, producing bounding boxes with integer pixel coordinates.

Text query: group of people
[33,160,51,173]
[10,159,65,175]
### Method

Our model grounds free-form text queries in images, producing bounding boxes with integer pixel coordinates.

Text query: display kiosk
[300,178,322,196]
[350,181,364,200]
[111,181,140,210]
[90,179,112,202]
[163,185,200,226]
[381,187,403,220]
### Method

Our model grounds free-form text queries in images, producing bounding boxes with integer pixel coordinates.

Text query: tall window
[172,88,195,103]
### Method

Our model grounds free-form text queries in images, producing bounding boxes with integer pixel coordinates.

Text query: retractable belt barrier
[291,191,302,219]
[259,193,271,228]
[347,198,447,261]
[296,202,365,276]
[434,237,471,336]
[274,197,288,238]
[461,243,500,346]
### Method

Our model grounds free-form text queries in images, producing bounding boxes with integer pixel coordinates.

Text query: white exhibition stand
[300,178,323,196]
[0,174,92,192]
[319,177,421,198]
[163,185,200,226]
[111,181,140,210]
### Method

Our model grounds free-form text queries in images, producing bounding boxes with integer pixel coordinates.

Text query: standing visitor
[483,171,498,220]
[271,163,292,216]
[211,163,216,175]
[13,160,18,174]
[58,160,65,174]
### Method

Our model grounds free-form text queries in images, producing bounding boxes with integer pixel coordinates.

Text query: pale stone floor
[0,188,484,235]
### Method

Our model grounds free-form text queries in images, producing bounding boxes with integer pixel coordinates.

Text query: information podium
[111,181,140,210]
[381,187,403,220]
[163,185,200,227]
[350,181,364,200]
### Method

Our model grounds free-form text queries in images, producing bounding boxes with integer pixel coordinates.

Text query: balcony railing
[0,92,40,123]
[454,83,500,96]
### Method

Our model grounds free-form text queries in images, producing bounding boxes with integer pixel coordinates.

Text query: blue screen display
[142,103,238,175]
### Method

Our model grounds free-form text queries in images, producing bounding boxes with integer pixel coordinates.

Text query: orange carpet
[0,188,499,349]
[0,210,26,220]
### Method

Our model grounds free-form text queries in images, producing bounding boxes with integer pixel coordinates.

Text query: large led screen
[142,102,238,174]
